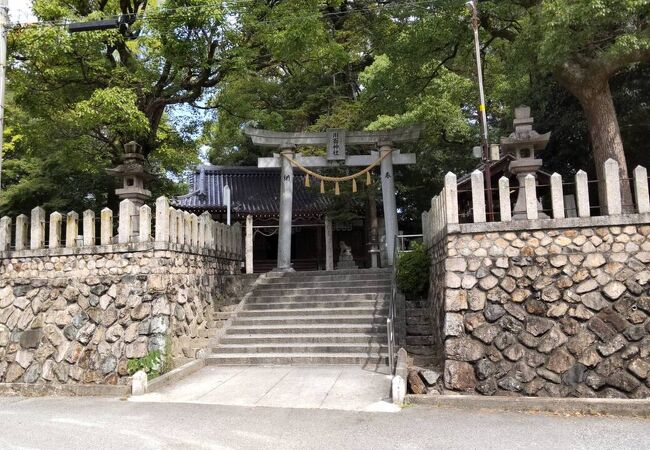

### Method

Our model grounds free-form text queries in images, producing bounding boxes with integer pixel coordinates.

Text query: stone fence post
[191,214,199,247]
[15,214,29,251]
[139,205,152,243]
[83,210,96,246]
[524,174,538,220]
[0,216,11,251]
[100,208,113,245]
[155,197,170,242]
[575,170,590,218]
[30,207,46,250]
[603,158,622,215]
[498,177,511,222]
[118,199,135,244]
[470,170,486,223]
[49,212,62,249]
[444,172,458,225]
[66,211,79,248]
[550,173,565,219]
[169,208,177,244]
[635,166,650,214]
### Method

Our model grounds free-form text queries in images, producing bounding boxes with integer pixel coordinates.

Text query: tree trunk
[566,76,634,213]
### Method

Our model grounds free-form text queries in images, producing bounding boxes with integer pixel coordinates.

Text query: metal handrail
[388,234,398,374]
[388,233,424,375]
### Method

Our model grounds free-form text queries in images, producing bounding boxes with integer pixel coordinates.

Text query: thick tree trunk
[564,76,634,213]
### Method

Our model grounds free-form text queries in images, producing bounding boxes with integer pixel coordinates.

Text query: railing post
[634,166,650,214]
[575,170,590,218]
[49,212,62,249]
[100,208,113,245]
[15,214,29,251]
[603,158,622,215]
[83,210,96,246]
[498,176,511,222]
[550,172,565,219]
[471,169,486,223]
[30,206,46,250]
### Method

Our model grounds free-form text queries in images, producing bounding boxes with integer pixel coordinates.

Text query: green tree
[2,0,239,213]
[478,0,650,207]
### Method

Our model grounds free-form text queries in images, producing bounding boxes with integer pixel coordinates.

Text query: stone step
[262,269,391,279]
[232,315,387,326]
[250,286,391,297]
[218,333,388,345]
[259,277,391,286]
[243,299,389,310]
[205,353,389,366]
[255,280,391,292]
[246,293,390,304]
[225,324,387,335]
[212,343,388,354]
[236,307,389,317]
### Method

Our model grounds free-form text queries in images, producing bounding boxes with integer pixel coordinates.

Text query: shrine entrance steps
[206,268,391,366]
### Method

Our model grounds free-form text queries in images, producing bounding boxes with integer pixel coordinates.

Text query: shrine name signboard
[326,128,346,161]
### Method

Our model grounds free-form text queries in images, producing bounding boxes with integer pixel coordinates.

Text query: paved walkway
[130,365,398,412]
[1,396,648,449]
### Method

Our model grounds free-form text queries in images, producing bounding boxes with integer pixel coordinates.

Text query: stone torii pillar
[379,141,400,264]
[247,126,420,270]
[277,144,296,271]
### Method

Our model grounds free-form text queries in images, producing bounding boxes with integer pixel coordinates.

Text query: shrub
[396,241,431,299]
[127,350,162,380]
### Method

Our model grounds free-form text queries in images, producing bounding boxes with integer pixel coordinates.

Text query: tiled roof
[172,165,330,217]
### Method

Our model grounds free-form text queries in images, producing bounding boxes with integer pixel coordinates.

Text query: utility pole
[467,0,494,220]
[0,0,8,191]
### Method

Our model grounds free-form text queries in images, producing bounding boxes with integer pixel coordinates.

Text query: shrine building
[172,165,381,272]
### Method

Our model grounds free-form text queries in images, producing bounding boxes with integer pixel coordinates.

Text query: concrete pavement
[0,396,648,449]
[131,365,397,412]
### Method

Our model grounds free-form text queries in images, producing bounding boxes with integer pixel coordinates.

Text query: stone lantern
[500,106,552,219]
[106,141,153,208]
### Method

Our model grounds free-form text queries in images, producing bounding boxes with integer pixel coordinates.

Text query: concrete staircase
[206,269,391,366]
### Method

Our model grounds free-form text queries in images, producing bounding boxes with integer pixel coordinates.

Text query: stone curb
[0,382,130,397]
[405,394,650,419]
[141,359,206,395]
[207,273,266,348]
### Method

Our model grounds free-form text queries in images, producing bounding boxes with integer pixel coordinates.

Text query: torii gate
[245,126,420,271]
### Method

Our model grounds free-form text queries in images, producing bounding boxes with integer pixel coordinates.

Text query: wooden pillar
[245,214,254,274]
[325,215,334,271]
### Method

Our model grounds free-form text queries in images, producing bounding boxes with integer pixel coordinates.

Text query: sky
[8,0,36,23]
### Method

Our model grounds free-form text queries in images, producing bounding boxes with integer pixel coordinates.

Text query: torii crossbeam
[245,126,420,271]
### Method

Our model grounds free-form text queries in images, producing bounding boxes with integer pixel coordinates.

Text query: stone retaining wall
[0,242,238,386]
[438,223,650,398]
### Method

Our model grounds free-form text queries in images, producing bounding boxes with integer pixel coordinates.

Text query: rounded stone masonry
[0,245,239,386]
[438,225,650,399]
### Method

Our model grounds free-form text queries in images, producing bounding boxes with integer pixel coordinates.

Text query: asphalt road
[0,396,648,449]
